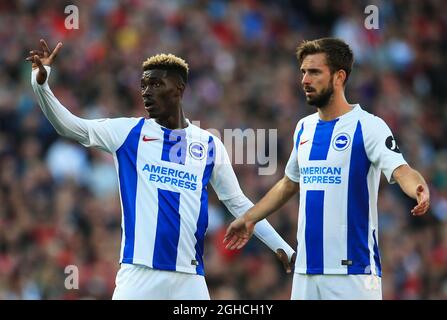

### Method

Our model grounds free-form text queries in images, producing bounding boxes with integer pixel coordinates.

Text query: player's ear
[335,69,346,87]
[177,81,185,97]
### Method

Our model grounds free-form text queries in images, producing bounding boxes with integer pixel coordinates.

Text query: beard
[305,81,334,109]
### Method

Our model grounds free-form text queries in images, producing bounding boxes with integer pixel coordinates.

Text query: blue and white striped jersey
[285,105,407,276]
[82,117,240,276]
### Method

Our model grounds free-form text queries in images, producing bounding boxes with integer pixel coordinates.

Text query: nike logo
[300,139,310,145]
[142,135,159,142]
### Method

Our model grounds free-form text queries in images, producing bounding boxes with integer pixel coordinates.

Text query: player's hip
[112,263,209,300]
[291,273,382,300]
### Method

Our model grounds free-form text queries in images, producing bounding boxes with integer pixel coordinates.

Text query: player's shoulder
[295,112,319,130]
[356,106,390,131]
[90,116,144,128]
[96,116,143,123]
[188,121,222,146]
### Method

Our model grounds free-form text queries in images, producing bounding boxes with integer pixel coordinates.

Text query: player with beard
[223,38,430,300]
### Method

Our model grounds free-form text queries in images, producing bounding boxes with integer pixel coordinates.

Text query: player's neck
[156,109,188,129]
[317,93,352,121]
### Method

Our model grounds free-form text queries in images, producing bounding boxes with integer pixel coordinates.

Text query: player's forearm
[253,219,295,258]
[31,67,90,144]
[245,176,299,224]
[393,164,427,199]
[222,194,295,258]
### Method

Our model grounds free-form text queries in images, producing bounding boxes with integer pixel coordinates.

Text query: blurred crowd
[0,0,446,299]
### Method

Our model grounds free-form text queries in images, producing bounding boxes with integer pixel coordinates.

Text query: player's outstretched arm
[223,176,299,251]
[393,164,430,216]
[26,39,93,146]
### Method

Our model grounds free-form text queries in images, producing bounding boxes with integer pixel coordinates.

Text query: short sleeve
[363,116,407,183]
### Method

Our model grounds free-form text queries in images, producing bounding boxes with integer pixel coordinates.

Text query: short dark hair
[142,53,189,84]
[296,38,354,84]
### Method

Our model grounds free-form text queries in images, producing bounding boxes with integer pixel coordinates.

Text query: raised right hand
[26,39,63,84]
[223,216,255,250]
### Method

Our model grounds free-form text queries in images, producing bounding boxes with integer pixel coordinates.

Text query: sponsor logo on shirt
[142,164,198,191]
[300,166,342,184]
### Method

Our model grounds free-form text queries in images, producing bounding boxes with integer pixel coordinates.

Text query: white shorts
[112,263,210,300]
[291,273,382,300]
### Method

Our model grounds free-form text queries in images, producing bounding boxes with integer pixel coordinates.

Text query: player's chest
[135,126,210,173]
[296,122,359,167]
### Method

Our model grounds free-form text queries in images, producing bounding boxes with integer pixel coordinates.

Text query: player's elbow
[53,125,87,145]
[392,164,412,183]
[281,176,299,196]
[52,125,72,139]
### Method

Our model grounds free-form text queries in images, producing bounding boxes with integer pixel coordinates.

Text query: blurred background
[0,0,446,300]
